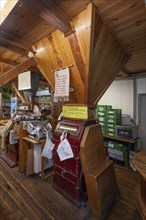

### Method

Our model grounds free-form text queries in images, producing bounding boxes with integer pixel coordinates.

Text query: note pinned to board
[54,68,69,97]
[18,71,31,90]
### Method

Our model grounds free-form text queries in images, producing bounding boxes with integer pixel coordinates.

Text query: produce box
[107,109,122,116]
[96,105,112,112]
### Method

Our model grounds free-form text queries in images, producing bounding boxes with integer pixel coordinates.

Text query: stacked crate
[104,141,129,168]
[96,105,129,168]
[96,105,122,136]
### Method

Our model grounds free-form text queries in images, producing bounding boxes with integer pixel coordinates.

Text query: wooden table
[19,136,46,179]
[133,151,146,220]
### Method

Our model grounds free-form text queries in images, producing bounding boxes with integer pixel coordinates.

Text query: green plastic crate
[96,105,112,112]
[104,141,126,152]
[107,109,122,116]
[104,127,116,133]
[95,111,105,117]
[106,123,117,128]
[106,118,119,124]
[98,116,107,123]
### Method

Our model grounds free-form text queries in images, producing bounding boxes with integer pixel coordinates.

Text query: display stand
[19,122,47,179]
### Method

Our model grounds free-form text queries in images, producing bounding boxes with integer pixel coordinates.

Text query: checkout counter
[53,117,96,207]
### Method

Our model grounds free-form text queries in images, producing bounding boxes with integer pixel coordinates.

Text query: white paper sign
[57,138,74,161]
[18,71,31,90]
[41,139,55,160]
[54,68,69,97]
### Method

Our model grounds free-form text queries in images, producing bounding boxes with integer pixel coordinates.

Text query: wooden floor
[0,155,143,220]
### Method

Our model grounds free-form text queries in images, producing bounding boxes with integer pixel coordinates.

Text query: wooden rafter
[11,82,26,104]
[0,40,27,56]
[0,57,19,66]
[0,29,35,53]
[21,0,72,33]
[0,57,36,87]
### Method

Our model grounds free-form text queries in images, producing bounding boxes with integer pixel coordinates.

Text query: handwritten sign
[54,68,69,97]
[18,71,31,90]
[63,106,88,119]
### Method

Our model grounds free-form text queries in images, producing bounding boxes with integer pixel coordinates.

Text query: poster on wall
[54,68,70,98]
[18,71,31,90]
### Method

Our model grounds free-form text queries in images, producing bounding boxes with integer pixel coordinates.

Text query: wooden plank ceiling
[0,0,146,87]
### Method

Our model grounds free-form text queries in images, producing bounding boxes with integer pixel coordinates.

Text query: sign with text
[18,71,31,90]
[54,68,69,97]
[63,105,88,119]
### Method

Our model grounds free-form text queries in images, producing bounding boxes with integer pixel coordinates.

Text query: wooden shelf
[103,135,139,144]
[22,136,46,144]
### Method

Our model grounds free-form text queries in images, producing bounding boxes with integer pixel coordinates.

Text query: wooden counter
[133,151,146,220]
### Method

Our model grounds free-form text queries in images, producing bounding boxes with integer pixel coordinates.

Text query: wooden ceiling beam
[0,40,27,56]
[0,57,36,87]
[0,29,35,53]
[0,57,19,66]
[21,0,72,33]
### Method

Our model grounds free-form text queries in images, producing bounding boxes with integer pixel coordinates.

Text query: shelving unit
[1,100,11,118]
[104,135,139,168]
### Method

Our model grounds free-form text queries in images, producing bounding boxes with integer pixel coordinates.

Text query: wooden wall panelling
[93,0,146,75]
[71,3,92,104]
[51,30,84,103]
[87,6,130,105]
[35,39,55,89]
[35,4,93,103]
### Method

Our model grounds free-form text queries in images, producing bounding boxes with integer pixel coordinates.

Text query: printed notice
[54,68,69,97]
[63,106,88,119]
[18,71,31,90]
